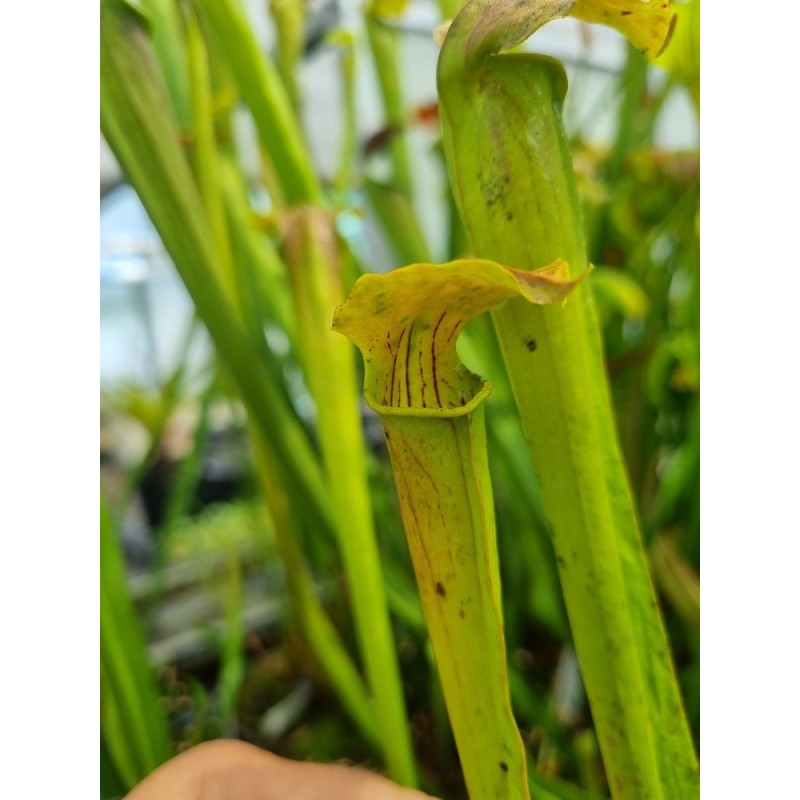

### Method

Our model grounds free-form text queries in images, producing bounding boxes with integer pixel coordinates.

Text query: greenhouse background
[101,2,697,393]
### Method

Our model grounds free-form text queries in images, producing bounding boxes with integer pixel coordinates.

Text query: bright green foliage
[269,0,307,114]
[194,0,319,205]
[281,208,418,786]
[437,0,698,797]
[364,8,432,264]
[100,0,380,764]
[100,0,699,795]
[100,496,172,792]
[100,0,334,539]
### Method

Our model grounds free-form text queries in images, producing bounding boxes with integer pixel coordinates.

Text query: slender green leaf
[281,208,417,786]
[100,495,172,790]
[251,441,381,749]
[100,0,335,538]
[269,0,306,114]
[195,0,319,205]
[364,178,432,265]
[140,0,191,128]
[364,12,431,260]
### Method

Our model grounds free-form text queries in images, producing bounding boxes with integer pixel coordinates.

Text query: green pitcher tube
[436,1,699,797]
[334,257,582,799]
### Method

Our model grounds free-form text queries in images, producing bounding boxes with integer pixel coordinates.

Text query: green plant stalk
[140,0,191,130]
[162,375,217,530]
[606,43,649,182]
[437,2,698,798]
[606,45,674,185]
[269,0,306,116]
[334,257,583,800]
[101,0,335,539]
[218,153,298,344]
[194,0,319,206]
[101,494,172,791]
[574,730,604,795]
[364,11,413,196]
[250,439,381,748]
[217,552,246,729]
[385,406,528,799]
[281,207,417,786]
[140,373,218,633]
[186,7,238,311]
[332,31,357,196]
[363,10,431,263]
[101,732,128,800]
[149,0,284,350]
[363,178,432,265]
[103,0,380,758]
[186,15,295,361]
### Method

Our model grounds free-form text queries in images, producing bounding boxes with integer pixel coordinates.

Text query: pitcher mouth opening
[364,376,492,419]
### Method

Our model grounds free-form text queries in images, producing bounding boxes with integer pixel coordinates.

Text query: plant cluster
[100,0,699,798]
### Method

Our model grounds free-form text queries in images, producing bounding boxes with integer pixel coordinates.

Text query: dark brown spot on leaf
[436,581,446,597]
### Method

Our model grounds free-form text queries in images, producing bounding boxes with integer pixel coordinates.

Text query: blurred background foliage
[100,0,699,797]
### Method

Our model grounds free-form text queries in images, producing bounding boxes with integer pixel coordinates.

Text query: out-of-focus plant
[101,0,417,786]
[101,494,172,793]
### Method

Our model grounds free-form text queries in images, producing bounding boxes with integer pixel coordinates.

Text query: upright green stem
[195,0,320,205]
[140,0,191,129]
[386,406,529,799]
[269,0,306,116]
[281,208,417,787]
[101,2,387,750]
[332,31,358,196]
[217,552,246,729]
[437,2,698,798]
[186,7,237,309]
[251,438,381,749]
[101,494,172,790]
[101,0,335,538]
[364,12,413,196]
[363,9,432,263]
